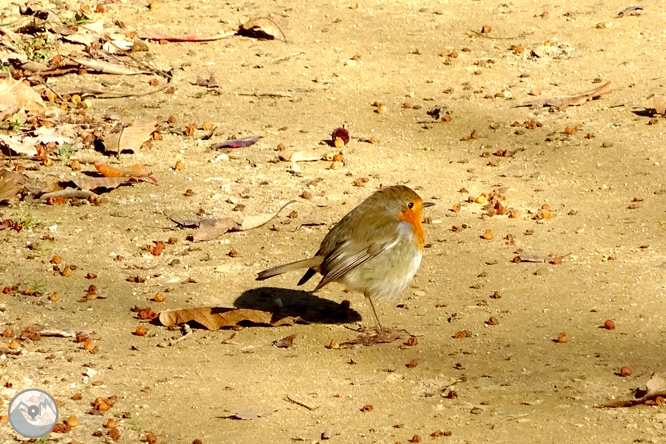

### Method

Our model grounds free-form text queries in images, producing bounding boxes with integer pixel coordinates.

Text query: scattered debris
[522,82,612,109]
[158,307,303,330]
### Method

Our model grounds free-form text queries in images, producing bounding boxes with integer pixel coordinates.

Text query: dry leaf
[511,251,562,264]
[238,16,286,41]
[340,331,409,347]
[210,136,262,149]
[34,126,72,145]
[40,188,95,200]
[280,151,322,162]
[523,82,612,109]
[273,333,297,348]
[192,217,239,242]
[0,135,38,156]
[239,200,296,230]
[651,94,666,115]
[71,58,146,75]
[158,307,301,330]
[101,122,158,154]
[185,200,296,241]
[95,162,124,178]
[0,170,23,202]
[618,5,643,17]
[139,29,234,42]
[72,177,138,191]
[598,373,666,408]
[0,77,46,116]
[218,410,275,420]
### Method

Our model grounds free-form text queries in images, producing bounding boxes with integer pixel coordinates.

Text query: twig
[236,91,293,98]
[158,324,193,347]
[284,395,318,411]
[596,390,666,408]
[469,30,534,40]
[273,52,305,64]
[63,84,170,99]
[38,328,93,338]
[220,332,237,345]
[40,188,96,200]
[97,32,172,79]
[490,413,530,429]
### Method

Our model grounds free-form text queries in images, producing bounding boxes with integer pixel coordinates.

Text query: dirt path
[1,0,666,442]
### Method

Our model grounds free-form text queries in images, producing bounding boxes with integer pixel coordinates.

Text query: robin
[256,185,434,333]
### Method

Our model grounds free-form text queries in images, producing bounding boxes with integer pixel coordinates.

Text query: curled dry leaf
[139,29,234,42]
[192,217,239,242]
[598,373,666,408]
[512,251,563,264]
[650,94,666,115]
[210,136,262,149]
[0,135,39,156]
[72,176,148,191]
[239,200,296,230]
[218,410,275,420]
[279,151,322,162]
[618,5,643,17]
[158,307,301,330]
[523,82,612,110]
[273,333,297,348]
[184,200,296,241]
[71,58,147,75]
[238,16,286,41]
[0,77,46,117]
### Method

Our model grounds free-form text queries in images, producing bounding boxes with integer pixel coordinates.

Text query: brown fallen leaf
[522,82,612,109]
[95,162,124,178]
[598,373,666,408]
[0,135,39,156]
[649,94,666,115]
[40,188,95,200]
[180,200,297,241]
[238,16,286,41]
[158,307,301,330]
[139,29,235,42]
[72,177,146,191]
[0,170,24,202]
[618,5,643,17]
[101,122,159,154]
[339,330,409,347]
[279,150,322,162]
[218,410,275,420]
[511,251,564,264]
[71,58,147,75]
[273,333,297,348]
[192,218,239,242]
[0,77,46,117]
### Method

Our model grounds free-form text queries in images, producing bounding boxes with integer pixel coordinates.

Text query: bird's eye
[408,202,414,209]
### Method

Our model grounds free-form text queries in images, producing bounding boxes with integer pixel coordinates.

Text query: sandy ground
[1,0,666,442]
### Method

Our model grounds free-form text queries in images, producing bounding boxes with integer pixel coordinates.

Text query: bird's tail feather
[256,257,323,281]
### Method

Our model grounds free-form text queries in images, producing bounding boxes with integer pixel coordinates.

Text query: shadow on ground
[234,286,361,325]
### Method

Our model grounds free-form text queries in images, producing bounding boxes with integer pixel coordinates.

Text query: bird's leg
[365,293,384,334]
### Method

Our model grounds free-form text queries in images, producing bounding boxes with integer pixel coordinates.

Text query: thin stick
[284,395,318,411]
[469,30,534,40]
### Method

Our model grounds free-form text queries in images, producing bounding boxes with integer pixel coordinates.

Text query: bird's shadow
[234,286,361,325]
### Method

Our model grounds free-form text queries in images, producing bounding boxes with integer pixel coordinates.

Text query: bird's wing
[313,234,400,291]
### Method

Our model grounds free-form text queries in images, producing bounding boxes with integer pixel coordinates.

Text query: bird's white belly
[338,222,423,297]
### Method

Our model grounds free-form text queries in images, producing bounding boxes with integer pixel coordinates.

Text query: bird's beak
[423,202,435,208]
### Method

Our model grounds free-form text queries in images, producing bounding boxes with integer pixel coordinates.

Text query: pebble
[322,430,333,440]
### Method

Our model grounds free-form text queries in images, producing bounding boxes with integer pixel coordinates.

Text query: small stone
[321,430,333,440]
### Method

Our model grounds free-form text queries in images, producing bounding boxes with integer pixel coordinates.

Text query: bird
[256,185,433,334]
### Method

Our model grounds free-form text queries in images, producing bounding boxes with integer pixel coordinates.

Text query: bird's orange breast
[398,208,425,249]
